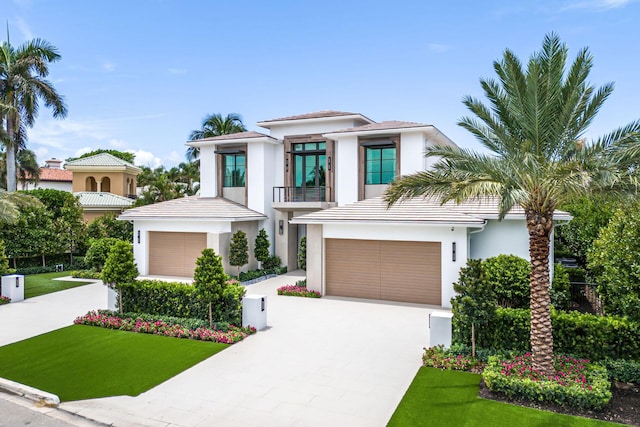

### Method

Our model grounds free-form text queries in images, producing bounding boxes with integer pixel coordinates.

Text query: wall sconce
[137,230,141,244]
[328,157,332,171]
[279,220,284,235]
[285,158,289,173]
[452,242,456,262]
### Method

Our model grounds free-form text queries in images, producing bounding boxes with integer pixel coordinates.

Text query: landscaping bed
[277,279,320,298]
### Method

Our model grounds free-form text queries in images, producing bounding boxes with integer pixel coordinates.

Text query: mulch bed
[478,379,640,426]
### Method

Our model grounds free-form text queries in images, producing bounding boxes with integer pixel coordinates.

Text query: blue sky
[5,0,640,167]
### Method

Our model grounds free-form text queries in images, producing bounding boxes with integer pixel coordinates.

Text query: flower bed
[483,353,612,410]
[277,280,320,298]
[74,311,256,344]
[0,296,10,305]
[422,345,478,371]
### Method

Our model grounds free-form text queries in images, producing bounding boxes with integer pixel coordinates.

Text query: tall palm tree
[0,148,40,189]
[385,33,640,376]
[186,113,246,161]
[0,34,67,191]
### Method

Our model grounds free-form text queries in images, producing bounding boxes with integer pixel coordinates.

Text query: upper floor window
[365,145,396,184]
[223,154,246,187]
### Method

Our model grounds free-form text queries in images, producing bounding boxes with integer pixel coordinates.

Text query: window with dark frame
[365,145,396,185]
[223,154,246,187]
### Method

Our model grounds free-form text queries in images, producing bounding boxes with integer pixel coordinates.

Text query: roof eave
[289,219,485,226]
[117,215,267,222]
[185,136,279,147]
[323,125,434,139]
[257,114,374,129]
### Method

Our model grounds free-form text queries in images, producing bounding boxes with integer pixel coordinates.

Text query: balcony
[272,186,335,210]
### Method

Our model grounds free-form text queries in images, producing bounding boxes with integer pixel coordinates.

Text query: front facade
[121,110,569,306]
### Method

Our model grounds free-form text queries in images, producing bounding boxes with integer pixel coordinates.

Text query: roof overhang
[65,165,141,174]
[290,218,486,226]
[185,136,280,147]
[258,114,374,129]
[323,125,434,139]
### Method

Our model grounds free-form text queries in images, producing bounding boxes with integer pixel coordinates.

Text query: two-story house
[119,110,570,307]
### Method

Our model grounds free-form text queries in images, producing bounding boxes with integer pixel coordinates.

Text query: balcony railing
[273,186,330,203]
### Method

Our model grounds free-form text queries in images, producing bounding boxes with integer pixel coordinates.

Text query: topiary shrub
[254,228,270,269]
[298,236,307,270]
[483,255,530,308]
[85,238,122,271]
[193,248,228,328]
[229,230,249,276]
[101,240,138,313]
[263,255,281,270]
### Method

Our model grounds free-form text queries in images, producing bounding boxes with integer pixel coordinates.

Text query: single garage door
[148,232,207,277]
[325,239,441,305]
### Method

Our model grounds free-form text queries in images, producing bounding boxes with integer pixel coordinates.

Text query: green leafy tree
[0,203,54,267]
[66,149,135,164]
[0,239,11,274]
[483,255,530,308]
[0,34,68,191]
[193,248,228,328]
[101,240,138,313]
[385,33,640,375]
[229,230,249,276]
[588,206,640,320]
[254,228,270,268]
[186,113,246,161]
[451,259,496,357]
[86,213,133,241]
[85,237,122,271]
[298,236,307,270]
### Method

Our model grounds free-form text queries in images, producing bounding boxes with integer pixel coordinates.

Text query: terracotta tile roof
[291,196,572,225]
[28,168,73,182]
[329,121,431,133]
[75,192,135,208]
[259,110,362,123]
[118,196,267,221]
[190,131,276,143]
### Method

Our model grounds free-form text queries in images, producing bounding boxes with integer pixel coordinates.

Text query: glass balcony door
[293,142,326,202]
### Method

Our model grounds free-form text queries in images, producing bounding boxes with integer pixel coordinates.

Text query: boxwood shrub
[455,307,640,361]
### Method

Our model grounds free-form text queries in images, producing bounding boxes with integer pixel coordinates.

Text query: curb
[0,377,60,406]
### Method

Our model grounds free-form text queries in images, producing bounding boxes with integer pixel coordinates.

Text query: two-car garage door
[325,239,441,305]
[148,232,207,277]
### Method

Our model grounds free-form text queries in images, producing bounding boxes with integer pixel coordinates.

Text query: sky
[4,0,640,168]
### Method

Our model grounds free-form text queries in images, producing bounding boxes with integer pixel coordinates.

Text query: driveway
[61,271,438,426]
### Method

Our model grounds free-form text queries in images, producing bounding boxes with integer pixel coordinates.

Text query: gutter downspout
[467,220,487,259]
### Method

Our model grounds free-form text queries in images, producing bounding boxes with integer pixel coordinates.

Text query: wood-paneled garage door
[148,232,207,277]
[325,239,441,305]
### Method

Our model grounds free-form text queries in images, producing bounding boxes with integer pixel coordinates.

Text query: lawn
[0,325,227,401]
[24,271,92,298]
[387,367,616,427]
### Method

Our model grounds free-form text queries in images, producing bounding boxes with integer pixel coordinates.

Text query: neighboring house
[120,110,570,307]
[21,158,73,192]
[65,153,139,222]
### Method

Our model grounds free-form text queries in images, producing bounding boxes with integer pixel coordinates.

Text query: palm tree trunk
[526,209,555,376]
[5,112,17,192]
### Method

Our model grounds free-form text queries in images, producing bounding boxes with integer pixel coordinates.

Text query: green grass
[24,271,92,298]
[388,367,616,427]
[0,325,226,401]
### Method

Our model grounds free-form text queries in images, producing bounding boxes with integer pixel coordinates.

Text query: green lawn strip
[388,367,616,427]
[0,325,226,401]
[24,271,92,298]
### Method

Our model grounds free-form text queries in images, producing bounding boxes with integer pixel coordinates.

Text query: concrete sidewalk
[61,272,436,426]
[0,281,107,347]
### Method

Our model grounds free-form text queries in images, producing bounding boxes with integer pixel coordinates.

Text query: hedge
[455,307,640,361]
[119,279,244,325]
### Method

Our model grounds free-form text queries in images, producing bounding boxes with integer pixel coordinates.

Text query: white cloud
[102,62,115,72]
[130,149,163,168]
[33,146,49,162]
[168,68,188,75]
[28,119,109,150]
[166,150,183,164]
[562,0,634,10]
[427,43,449,54]
[109,138,127,149]
[74,147,93,157]
[14,17,33,40]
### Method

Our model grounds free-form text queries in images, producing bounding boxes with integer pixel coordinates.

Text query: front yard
[0,325,226,401]
[24,271,92,298]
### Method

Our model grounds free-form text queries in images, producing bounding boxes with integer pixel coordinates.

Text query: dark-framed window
[223,154,246,187]
[365,145,396,184]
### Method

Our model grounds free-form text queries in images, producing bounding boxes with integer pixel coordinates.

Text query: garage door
[148,232,207,277]
[325,239,441,305]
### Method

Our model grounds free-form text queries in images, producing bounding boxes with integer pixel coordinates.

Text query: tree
[588,205,640,321]
[385,33,640,375]
[101,240,138,313]
[86,212,133,242]
[0,34,68,191]
[186,113,246,161]
[254,228,270,268]
[0,148,41,189]
[229,230,249,276]
[451,259,496,358]
[65,149,135,164]
[298,236,307,270]
[0,239,11,274]
[193,248,228,328]
[85,237,122,271]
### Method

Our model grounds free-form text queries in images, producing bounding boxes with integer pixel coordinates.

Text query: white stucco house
[119,110,570,308]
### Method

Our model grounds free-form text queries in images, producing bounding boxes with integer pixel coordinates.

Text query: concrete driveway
[61,271,438,426]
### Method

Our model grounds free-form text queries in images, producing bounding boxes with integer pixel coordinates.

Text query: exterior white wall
[267,119,362,139]
[334,135,359,206]
[468,219,530,261]
[322,223,468,308]
[400,132,425,176]
[22,181,73,192]
[199,145,217,197]
[247,142,266,213]
[247,141,277,253]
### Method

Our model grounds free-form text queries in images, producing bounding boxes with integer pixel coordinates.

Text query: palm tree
[385,33,640,376]
[0,189,40,224]
[0,34,67,191]
[186,113,246,161]
[0,148,40,189]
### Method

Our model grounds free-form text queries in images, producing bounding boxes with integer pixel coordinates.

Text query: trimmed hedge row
[455,307,640,361]
[119,280,244,325]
